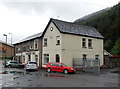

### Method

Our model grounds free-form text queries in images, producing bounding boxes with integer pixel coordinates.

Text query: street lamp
[9,33,13,60]
[3,34,7,67]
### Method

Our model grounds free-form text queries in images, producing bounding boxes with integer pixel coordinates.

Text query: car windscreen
[10,62,19,64]
[62,63,67,67]
[29,62,37,64]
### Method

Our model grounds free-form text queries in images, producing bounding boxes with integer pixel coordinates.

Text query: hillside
[74,3,120,55]
[75,8,110,23]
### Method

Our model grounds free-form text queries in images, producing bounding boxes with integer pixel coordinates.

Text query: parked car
[46,62,76,74]
[25,62,38,70]
[5,60,24,68]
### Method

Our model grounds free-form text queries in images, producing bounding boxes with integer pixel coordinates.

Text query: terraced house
[42,18,104,68]
[14,33,42,68]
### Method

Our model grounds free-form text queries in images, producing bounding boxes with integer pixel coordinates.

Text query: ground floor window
[35,55,38,63]
[28,55,31,61]
[22,55,25,63]
[95,55,99,59]
[83,54,87,59]
[44,54,49,64]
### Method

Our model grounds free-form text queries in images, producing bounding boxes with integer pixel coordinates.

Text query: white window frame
[35,55,38,63]
[44,54,49,64]
[56,36,60,45]
[88,39,92,48]
[43,38,47,47]
[82,38,86,48]
[34,39,38,49]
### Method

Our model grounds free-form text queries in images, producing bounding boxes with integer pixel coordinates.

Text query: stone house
[42,18,104,68]
[14,18,104,68]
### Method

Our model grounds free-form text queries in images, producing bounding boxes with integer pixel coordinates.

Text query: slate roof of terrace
[14,32,42,44]
[51,18,104,39]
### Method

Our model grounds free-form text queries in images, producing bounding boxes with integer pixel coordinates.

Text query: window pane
[56,36,60,45]
[44,54,49,63]
[88,39,92,48]
[82,38,86,47]
[44,38,47,47]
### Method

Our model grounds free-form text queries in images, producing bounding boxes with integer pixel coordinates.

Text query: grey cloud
[2,2,99,21]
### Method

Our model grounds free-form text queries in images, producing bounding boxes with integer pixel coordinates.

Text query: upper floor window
[16,47,21,52]
[56,36,60,45]
[43,38,47,47]
[34,39,38,49]
[18,48,21,51]
[30,45,33,50]
[23,46,27,51]
[27,45,30,50]
[35,44,38,49]
[88,39,92,48]
[82,38,86,48]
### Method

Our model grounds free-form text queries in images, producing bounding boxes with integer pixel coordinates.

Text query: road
[0,60,119,87]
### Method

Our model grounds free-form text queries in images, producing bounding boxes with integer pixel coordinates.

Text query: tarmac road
[0,60,119,87]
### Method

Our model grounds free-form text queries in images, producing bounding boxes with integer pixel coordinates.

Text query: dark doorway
[56,54,60,62]
[28,55,31,61]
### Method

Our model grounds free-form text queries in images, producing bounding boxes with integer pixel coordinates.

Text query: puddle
[111,70,120,74]
[49,75,64,77]
[38,72,65,78]
[0,71,25,75]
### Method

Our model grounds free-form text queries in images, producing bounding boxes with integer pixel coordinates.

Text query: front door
[28,55,31,61]
[56,54,60,62]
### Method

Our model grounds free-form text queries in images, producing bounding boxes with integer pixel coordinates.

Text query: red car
[46,62,76,74]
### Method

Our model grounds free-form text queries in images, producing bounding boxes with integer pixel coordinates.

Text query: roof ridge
[15,32,43,44]
[23,32,42,40]
[51,18,104,39]
[51,18,96,29]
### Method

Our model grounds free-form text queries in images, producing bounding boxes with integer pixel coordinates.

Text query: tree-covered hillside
[74,3,120,55]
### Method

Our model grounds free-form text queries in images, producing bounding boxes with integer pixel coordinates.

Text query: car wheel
[8,65,11,68]
[47,68,51,73]
[64,69,69,74]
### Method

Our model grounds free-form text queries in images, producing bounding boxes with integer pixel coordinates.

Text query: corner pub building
[14,33,42,68]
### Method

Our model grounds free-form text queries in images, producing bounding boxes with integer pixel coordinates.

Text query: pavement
[0,60,119,88]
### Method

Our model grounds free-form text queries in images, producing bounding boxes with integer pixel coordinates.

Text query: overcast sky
[0,0,119,44]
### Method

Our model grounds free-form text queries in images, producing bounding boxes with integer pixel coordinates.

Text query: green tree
[111,38,120,55]
[104,40,113,52]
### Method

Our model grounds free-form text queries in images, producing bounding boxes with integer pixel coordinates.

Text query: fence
[73,58,100,73]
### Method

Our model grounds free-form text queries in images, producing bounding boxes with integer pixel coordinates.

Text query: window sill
[88,47,93,49]
[82,47,87,48]
[43,63,48,65]
[43,46,47,47]
[56,44,60,46]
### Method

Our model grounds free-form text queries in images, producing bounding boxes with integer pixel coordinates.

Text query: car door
[50,63,57,71]
[11,62,19,67]
[56,63,64,72]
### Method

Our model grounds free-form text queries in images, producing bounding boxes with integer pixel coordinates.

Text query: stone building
[14,33,42,68]
[0,40,14,59]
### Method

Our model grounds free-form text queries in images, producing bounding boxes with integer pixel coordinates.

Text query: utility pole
[3,34,7,68]
[9,33,13,60]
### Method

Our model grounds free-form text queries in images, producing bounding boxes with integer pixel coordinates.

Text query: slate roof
[15,32,42,44]
[51,18,104,39]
